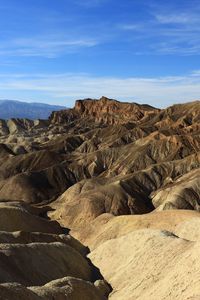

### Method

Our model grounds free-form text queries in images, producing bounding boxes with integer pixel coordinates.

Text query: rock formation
[0,96,199,299]
[0,201,110,299]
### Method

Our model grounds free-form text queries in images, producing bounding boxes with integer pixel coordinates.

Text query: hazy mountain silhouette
[0,100,66,119]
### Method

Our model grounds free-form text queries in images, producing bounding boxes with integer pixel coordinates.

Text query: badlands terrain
[0,96,199,299]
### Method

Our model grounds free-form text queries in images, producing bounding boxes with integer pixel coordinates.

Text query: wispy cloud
[119,3,200,56]
[0,36,99,58]
[0,71,200,107]
[155,13,197,25]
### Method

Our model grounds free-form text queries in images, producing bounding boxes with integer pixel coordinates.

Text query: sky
[0,0,200,107]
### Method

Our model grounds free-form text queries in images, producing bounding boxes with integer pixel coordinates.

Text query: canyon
[0,96,199,299]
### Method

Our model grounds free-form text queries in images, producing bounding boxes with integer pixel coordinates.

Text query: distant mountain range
[0,100,66,120]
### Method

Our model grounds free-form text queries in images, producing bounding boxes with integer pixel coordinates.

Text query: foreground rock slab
[89,228,200,300]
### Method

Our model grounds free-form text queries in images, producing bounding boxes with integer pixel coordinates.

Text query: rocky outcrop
[50,96,159,125]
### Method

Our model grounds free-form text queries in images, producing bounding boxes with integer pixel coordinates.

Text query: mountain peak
[51,96,159,125]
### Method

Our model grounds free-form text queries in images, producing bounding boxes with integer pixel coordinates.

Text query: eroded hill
[0,96,200,299]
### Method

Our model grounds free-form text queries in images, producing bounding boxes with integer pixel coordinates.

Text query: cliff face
[50,96,159,125]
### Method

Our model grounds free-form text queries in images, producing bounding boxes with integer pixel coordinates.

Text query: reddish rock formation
[50,96,159,125]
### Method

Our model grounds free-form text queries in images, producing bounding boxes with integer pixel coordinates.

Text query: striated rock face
[151,168,200,210]
[50,96,159,125]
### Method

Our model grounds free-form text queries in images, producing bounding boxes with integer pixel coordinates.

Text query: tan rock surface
[70,210,200,249]
[89,229,200,300]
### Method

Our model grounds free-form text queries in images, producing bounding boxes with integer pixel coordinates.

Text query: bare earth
[0,97,199,299]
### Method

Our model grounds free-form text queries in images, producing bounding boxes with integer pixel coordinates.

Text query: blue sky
[0,0,200,107]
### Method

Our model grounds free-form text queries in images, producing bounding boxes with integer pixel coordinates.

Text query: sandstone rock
[89,229,200,300]
[70,209,200,249]
[50,96,158,125]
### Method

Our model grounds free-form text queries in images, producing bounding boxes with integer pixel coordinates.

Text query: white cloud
[0,36,99,58]
[155,13,196,24]
[191,70,200,76]
[119,4,200,55]
[0,71,199,107]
